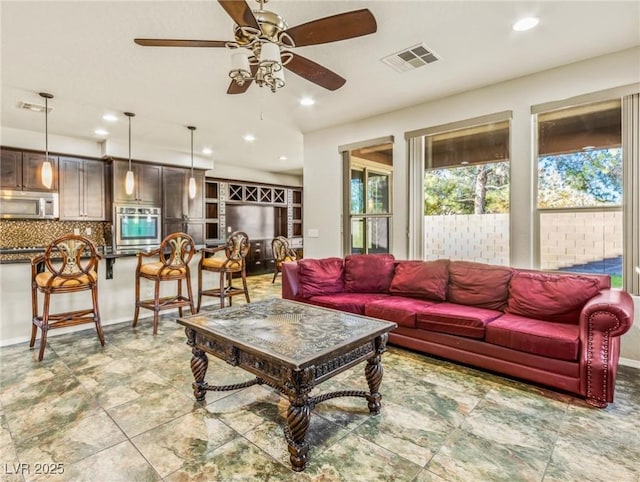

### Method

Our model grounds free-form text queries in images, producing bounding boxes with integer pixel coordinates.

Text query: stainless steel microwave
[0,190,59,219]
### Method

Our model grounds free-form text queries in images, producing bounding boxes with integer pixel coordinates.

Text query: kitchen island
[0,247,209,347]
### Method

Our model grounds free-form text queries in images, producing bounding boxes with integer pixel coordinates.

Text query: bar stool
[197,231,250,310]
[133,232,196,335]
[30,234,105,361]
[271,236,298,283]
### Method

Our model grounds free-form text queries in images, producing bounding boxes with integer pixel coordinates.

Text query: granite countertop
[0,244,209,264]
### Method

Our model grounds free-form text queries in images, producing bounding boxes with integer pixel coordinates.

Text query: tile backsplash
[0,220,111,248]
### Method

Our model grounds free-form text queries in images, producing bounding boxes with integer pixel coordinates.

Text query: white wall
[0,127,302,187]
[302,47,640,363]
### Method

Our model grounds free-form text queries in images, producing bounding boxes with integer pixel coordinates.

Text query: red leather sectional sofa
[281,254,635,408]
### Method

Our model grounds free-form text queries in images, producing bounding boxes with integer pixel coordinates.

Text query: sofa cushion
[416,303,503,339]
[306,293,390,315]
[506,272,601,324]
[389,260,449,301]
[298,257,344,298]
[365,296,440,328]
[485,313,580,361]
[344,254,396,293]
[447,261,513,311]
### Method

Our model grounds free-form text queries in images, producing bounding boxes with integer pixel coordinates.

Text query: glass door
[347,148,392,254]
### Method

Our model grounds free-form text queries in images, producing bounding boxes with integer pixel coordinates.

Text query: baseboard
[619,357,640,369]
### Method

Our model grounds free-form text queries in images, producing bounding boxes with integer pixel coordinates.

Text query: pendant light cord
[188,126,196,175]
[44,97,49,161]
[128,114,132,171]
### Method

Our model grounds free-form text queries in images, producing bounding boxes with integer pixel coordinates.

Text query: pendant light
[124,112,135,195]
[39,92,54,189]
[188,126,197,199]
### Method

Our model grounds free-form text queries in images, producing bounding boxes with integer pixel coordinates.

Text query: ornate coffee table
[177,298,397,472]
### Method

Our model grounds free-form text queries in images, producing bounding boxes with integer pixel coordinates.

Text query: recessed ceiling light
[279,155,288,161]
[300,97,315,106]
[243,134,256,142]
[512,17,539,32]
[202,147,213,155]
[102,113,118,122]
[94,128,109,136]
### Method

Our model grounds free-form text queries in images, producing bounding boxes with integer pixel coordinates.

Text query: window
[535,99,623,287]
[342,140,393,255]
[422,117,511,264]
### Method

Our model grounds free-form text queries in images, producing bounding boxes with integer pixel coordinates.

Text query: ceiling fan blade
[283,9,377,47]
[227,64,258,94]
[134,38,227,48]
[227,79,253,94]
[285,53,346,91]
[218,0,259,29]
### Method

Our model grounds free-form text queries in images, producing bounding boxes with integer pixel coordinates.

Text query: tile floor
[1,274,639,481]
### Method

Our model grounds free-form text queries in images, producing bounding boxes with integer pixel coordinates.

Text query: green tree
[538,148,622,208]
[424,161,509,215]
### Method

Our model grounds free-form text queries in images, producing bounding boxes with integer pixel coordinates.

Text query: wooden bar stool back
[30,234,104,361]
[197,231,250,310]
[132,232,196,335]
[271,236,297,283]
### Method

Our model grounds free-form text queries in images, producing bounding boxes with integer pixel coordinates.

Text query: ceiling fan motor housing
[234,10,288,45]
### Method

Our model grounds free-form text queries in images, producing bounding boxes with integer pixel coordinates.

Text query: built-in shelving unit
[205,177,302,275]
[290,188,303,237]
[204,180,220,244]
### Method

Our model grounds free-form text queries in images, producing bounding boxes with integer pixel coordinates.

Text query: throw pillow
[506,272,601,323]
[389,260,449,300]
[298,258,345,298]
[447,260,513,310]
[344,254,396,293]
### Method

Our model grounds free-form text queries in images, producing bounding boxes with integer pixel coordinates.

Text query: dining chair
[30,234,104,361]
[197,231,250,310]
[132,232,196,335]
[271,236,298,283]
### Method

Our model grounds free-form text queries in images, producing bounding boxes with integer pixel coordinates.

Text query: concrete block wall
[424,210,621,270]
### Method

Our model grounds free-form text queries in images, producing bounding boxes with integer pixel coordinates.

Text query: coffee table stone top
[178,298,397,369]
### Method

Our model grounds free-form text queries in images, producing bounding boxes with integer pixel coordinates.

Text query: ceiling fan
[134,0,377,94]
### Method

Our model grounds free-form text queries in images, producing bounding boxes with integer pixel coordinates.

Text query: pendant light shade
[124,112,135,195]
[125,170,135,196]
[39,92,54,189]
[188,126,197,199]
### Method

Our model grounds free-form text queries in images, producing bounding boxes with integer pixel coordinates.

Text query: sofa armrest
[580,289,634,338]
[578,289,634,407]
[282,261,300,300]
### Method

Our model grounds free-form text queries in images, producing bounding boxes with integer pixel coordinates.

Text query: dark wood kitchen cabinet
[59,156,106,220]
[1,148,58,191]
[162,166,205,244]
[112,160,162,206]
[246,239,276,275]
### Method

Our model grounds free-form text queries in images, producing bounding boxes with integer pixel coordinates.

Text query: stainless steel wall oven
[114,205,161,249]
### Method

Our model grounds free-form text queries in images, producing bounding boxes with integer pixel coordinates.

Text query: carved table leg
[365,333,388,415]
[285,367,314,472]
[286,395,310,472]
[191,348,209,402]
[185,327,209,402]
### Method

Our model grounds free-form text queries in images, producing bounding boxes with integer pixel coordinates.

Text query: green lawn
[610,275,623,288]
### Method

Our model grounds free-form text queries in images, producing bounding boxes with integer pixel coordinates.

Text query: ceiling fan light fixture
[230,51,252,85]
[135,1,377,94]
